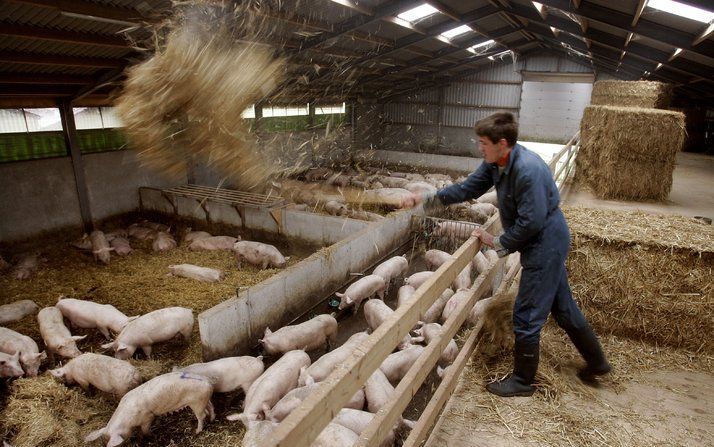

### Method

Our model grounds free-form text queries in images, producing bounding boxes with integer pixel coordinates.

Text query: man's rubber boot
[566,325,611,382]
[486,341,539,397]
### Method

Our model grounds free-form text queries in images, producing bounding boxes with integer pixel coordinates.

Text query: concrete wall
[354,150,481,175]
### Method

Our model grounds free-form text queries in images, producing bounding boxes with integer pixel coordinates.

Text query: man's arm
[497,171,548,251]
[434,162,493,206]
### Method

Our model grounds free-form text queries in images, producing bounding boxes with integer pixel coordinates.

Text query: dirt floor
[425,326,714,447]
[563,152,714,219]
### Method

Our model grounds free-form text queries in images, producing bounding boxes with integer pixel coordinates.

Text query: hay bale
[590,80,673,109]
[564,206,714,354]
[577,105,685,200]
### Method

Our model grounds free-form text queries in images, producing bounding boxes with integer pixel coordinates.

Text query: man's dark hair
[474,111,518,146]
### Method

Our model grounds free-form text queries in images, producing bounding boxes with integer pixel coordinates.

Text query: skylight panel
[441,25,472,39]
[468,39,495,53]
[647,0,714,24]
[397,4,438,23]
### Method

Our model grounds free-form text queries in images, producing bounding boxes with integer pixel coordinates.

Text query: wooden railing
[547,131,580,192]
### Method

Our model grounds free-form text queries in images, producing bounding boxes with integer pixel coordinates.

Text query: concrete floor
[562,152,714,219]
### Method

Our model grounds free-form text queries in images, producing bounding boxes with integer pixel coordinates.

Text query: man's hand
[400,192,423,209]
[472,227,495,248]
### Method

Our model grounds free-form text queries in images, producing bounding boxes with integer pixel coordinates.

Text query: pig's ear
[72,335,87,341]
[38,351,47,361]
[84,427,106,442]
[256,355,263,362]
[345,296,353,305]
[335,292,344,298]
[284,256,291,261]
[264,327,272,337]
[116,343,129,354]
[100,341,114,350]
[107,434,125,447]
[49,368,64,379]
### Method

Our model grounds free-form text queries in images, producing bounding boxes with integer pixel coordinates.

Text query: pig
[396,285,416,309]
[71,234,93,250]
[260,314,338,356]
[484,249,499,265]
[56,296,132,339]
[377,176,409,188]
[101,307,193,359]
[476,190,498,206]
[304,167,332,182]
[347,210,384,221]
[110,237,132,256]
[0,254,10,271]
[0,327,46,376]
[90,230,114,265]
[139,220,170,232]
[174,355,264,393]
[326,173,350,188]
[425,249,452,270]
[152,231,176,252]
[298,331,369,386]
[0,299,39,325]
[182,228,212,244]
[242,420,278,447]
[366,188,413,208]
[127,224,155,241]
[411,322,458,367]
[441,289,471,323]
[472,251,490,274]
[84,371,215,446]
[233,241,287,269]
[312,423,359,447]
[265,384,364,422]
[189,235,238,251]
[0,351,24,378]
[12,253,40,280]
[423,288,454,324]
[336,274,386,312]
[404,271,434,289]
[49,353,141,397]
[372,255,408,292]
[403,181,437,195]
[379,345,425,383]
[506,252,521,272]
[453,263,472,291]
[467,296,493,326]
[324,200,348,216]
[468,203,497,223]
[38,306,85,360]
[363,300,411,350]
[168,264,224,283]
[227,350,311,423]
[105,229,128,241]
[364,368,395,413]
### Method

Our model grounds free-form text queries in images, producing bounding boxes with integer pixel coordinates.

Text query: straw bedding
[590,80,673,109]
[577,105,685,200]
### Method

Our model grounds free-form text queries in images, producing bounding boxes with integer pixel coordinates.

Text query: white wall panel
[519,81,592,143]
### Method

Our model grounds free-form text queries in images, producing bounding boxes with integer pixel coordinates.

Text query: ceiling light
[468,39,495,53]
[397,4,438,23]
[647,0,714,24]
[441,25,472,39]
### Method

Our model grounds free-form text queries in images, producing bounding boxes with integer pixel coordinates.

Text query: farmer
[400,112,611,397]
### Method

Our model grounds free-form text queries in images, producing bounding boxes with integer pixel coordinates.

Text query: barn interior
[0,1,713,447]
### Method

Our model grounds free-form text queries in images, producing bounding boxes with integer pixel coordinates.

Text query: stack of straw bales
[577,81,685,201]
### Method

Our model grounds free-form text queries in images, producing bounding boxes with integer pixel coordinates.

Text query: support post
[59,101,93,233]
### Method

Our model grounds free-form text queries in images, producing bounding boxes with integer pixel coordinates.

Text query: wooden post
[59,100,93,233]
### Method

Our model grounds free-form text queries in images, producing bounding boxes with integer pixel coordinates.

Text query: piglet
[182,228,212,244]
[299,331,368,386]
[127,224,155,241]
[324,200,348,216]
[90,230,114,265]
[0,299,38,325]
[56,296,132,339]
[266,384,364,422]
[472,251,490,274]
[168,264,224,283]
[336,274,386,312]
[227,350,311,424]
[453,263,472,291]
[189,236,238,251]
[372,255,408,292]
[0,351,24,378]
[425,249,452,270]
[441,289,470,323]
[233,241,287,269]
[312,423,359,447]
[364,368,395,413]
[110,237,132,256]
[468,203,497,223]
[139,220,170,232]
[363,300,411,350]
[12,253,40,280]
[422,289,454,324]
[152,231,176,252]
[175,356,264,393]
[84,371,215,446]
[331,408,400,447]
[49,353,141,397]
[101,307,193,360]
[379,345,425,383]
[396,285,416,309]
[242,421,278,447]
[476,190,498,206]
[260,314,337,356]
[38,306,85,360]
[70,234,93,251]
[0,327,46,376]
[404,271,434,289]
[412,322,458,367]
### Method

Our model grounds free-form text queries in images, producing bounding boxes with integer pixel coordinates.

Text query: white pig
[441,289,470,323]
[472,251,490,274]
[260,314,338,356]
[266,384,364,422]
[396,285,416,309]
[101,307,193,359]
[331,408,401,447]
[84,371,215,446]
[12,253,40,280]
[312,423,359,447]
[379,345,425,383]
[227,350,311,424]
[49,353,141,397]
[423,288,454,324]
[376,176,409,188]
[372,255,408,292]
[176,356,264,393]
[90,230,114,265]
[467,296,493,326]
[152,231,176,252]
[242,420,278,447]
[468,202,497,223]
[0,351,24,378]
[453,263,472,291]
[425,249,452,270]
[56,296,132,339]
[0,299,38,325]
[403,181,437,195]
[476,190,498,206]
[182,228,212,244]
[364,368,395,413]
[139,220,170,232]
[168,264,224,283]
[0,327,46,376]
[404,271,434,289]
[189,235,238,251]
[363,300,411,350]
[336,274,386,312]
[324,200,348,216]
[411,322,458,367]
[110,237,132,256]
[299,332,369,386]
[233,241,287,269]
[70,234,93,250]
[38,306,85,360]
[127,224,155,241]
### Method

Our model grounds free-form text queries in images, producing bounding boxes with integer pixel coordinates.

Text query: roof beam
[693,22,714,46]
[0,73,93,84]
[0,51,125,68]
[0,84,79,96]
[0,23,130,47]
[71,69,124,103]
[4,0,149,23]
[631,0,647,27]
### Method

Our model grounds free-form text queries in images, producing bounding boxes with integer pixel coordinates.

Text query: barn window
[0,108,67,163]
[72,107,127,154]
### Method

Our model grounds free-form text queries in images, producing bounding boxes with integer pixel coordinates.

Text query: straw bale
[577,105,685,200]
[590,80,673,109]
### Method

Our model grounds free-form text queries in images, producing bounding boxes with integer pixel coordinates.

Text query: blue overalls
[435,144,589,345]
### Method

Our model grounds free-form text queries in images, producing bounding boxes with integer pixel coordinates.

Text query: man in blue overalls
[402,112,610,397]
